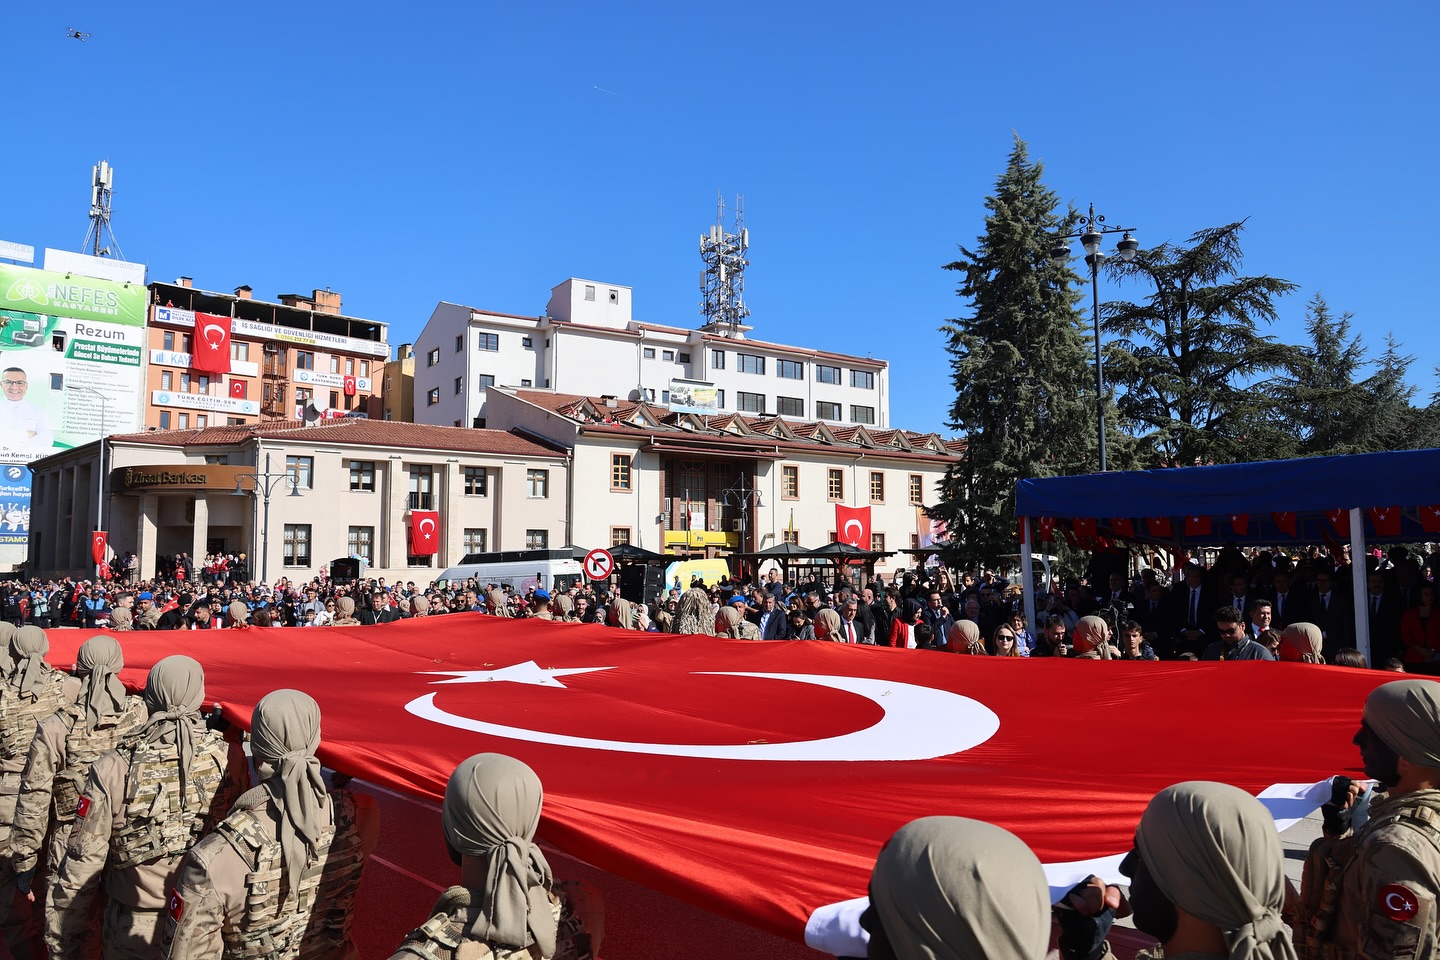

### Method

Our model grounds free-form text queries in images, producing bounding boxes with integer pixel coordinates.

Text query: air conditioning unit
[731,519,743,532]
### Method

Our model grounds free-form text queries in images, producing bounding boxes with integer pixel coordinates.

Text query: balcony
[407,492,434,510]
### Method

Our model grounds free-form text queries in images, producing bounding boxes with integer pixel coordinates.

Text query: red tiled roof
[108,419,567,458]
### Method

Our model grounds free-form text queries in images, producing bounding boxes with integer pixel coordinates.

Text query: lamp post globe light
[232,451,302,584]
[1050,203,1138,473]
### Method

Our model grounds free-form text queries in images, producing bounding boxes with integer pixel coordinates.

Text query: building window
[198,375,210,394]
[584,285,596,301]
[329,391,339,409]
[296,351,315,370]
[178,413,189,429]
[463,528,487,554]
[816,401,841,421]
[776,396,804,418]
[737,391,765,414]
[643,347,656,360]
[286,455,314,489]
[611,454,632,491]
[816,364,841,384]
[455,334,464,352]
[227,417,244,426]
[662,349,674,361]
[463,466,488,496]
[330,356,341,374]
[408,465,434,510]
[522,336,534,349]
[161,371,173,390]
[348,526,374,564]
[711,349,725,370]
[196,415,207,428]
[678,352,690,363]
[909,474,923,505]
[477,333,499,351]
[910,533,920,549]
[453,376,462,395]
[526,469,549,498]
[205,455,230,465]
[778,359,804,380]
[162,331,174,350]
[520,379,532,387]
[525,529,549,549]
[283,524,311,567]
[782,528,800,545]
[407,552,434,569]
[158,411,171,429]
[181,333,192,353]
[232,342,249,361]
[346,358,355,375]
[850,405,876,425]
[871,533,886,552]
[349,461,376,492]
[426,348,440,367]
[782,465,799,499]
[738,353,764,375]
[715,389,724,408]
[359,361,369,377]
[870,471,885,503]
[426,388,439,406]
[479,375,495,391]
[453,419,461,427]
[180,372,192,392]
[827,468,844,501]
[611,527,632,546]
[851,369,875,390]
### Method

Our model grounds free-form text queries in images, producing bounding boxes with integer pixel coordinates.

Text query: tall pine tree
[1103,221,1301,467]
[1278,294,1373,456]
[934,137,1097,567]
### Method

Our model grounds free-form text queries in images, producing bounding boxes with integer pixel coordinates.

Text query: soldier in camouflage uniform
[1297,678,1440,960]
[389,754,602,960]
[10,636,149,908]
[46,656,247,960]
[0,623,80,960]
[165,689,379,960]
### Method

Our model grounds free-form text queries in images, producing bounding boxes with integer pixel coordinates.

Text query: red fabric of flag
[343,375,358,397]
[409,511,440,556]
[1272,512,1297,537]
[1327,509,1351,538]
[38,620,1396,945]
[230,380,247,399]
[1230,513,1250,536]
[1111,518,1135,539]
[90,531,107,564]
[1368,506,1401,538]
[1184,515,1212,537]
[1037,517,1055,542]
[835,505,872,551]
[1422,506,1440,535]
[1146,517,1172,538]
[1072,517,1097,540]
[190,313,233,373]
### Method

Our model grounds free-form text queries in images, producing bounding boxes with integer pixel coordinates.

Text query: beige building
[382,343,415,422]
[28,419,569,582]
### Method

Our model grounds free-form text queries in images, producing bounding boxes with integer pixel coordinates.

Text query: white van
[435,549,584,594]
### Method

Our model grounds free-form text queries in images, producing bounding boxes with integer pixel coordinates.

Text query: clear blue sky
[4,1,1436,436]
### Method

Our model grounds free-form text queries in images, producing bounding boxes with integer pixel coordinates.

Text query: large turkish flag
[834,505,870,550]
[408,510,440,556]
[190,313,232,374]
[43,620,1393,944]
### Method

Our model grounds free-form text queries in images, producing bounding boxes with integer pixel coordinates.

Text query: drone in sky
[66,28,90,41]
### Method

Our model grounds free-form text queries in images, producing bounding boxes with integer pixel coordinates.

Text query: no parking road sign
[584,548,614,581]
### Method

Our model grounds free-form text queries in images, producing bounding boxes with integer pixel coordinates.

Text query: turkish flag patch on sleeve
[75,795,91,819]
[168,890,185,921]
[1379,883,1420,922]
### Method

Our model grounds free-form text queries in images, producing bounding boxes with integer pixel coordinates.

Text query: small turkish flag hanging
[1327,509,1351,538]
[343,375,358,397]
[1184,515,1212,537]
[1072,517,1098,540]
[91,531,107,564]
[1272,512,1298,537]
[1111,518,1135,539]
[1422,506,1440,535]
[1368,506,1402,538]
[1037,517,1056,542]
[229,379,247,399]
[190,313,233,374]
[1146,517,1173,538]
[1230,513,1250,536]
[409,510,440,556]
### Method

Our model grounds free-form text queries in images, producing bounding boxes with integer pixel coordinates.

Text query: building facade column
[191,493,209,565]
[443,460,461,567]
[382,457,404,571]
[135,494,158,582]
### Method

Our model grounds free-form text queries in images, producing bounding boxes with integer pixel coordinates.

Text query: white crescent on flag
[842,519,863,544]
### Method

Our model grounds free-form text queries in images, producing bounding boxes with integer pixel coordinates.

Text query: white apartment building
[413,279,890,431]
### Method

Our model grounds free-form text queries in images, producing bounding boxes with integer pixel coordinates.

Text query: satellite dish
[303,400,327,423]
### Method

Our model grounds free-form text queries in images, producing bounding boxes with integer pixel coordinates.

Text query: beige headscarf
[74,635,127,731]
[250,690,331,898]
[0,621,15,675]
[227,601,250,625]
[411,596,431,617]
[1278,623,1324,664]
[714,605,746,638]
[1364,679,1440,767]
[10,625,50,697]
[1136,781,1295,960]
[139,656,207,799]
[608,598,635,630]
[552,593,573,621]
[109,608,134,630]
[813,608,842,641]
[946,619,986,655]
[487,588,509,617]
[869,816,1050,960]
[336,597,356,618]
[443,754,556,955]
[1072,616,1115,659]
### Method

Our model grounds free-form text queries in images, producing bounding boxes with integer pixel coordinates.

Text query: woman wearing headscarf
[108,608,134,631]
[607,597,636,631]
[329,596,362,627]
[167,690,379,960]
[865,816,1050,960]
[673,588,713,635]
[1278,622,1325,664]
[390,754,602,960]
[1070,616,1119,660]
[551,593,574,623]
[47,655,248,960]
[10,636,148,907]
[945,619,987,655]
[714,604,761,640]
[812,608,843,642]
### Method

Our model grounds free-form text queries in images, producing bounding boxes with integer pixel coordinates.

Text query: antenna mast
[698,192,750,337]
[81,161,125,259]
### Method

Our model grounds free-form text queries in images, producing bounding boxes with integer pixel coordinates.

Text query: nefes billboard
[0,262,147,327]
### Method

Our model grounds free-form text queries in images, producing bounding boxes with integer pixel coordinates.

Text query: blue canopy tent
[1013,448,1440,663]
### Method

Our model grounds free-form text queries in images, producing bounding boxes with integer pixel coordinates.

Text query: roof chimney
[312,288,342,315]
[235,285,253,300]
[278,293,313,310]
[177,277,193,288]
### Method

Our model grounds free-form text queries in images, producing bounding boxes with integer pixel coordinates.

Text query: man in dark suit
[1310,568,1353,660]
[1135,581,1171,656]
[751,592,791,640]
[1364,570,1404,664]
[863,586,890,646]
[1268,568,1307,629]
[1171,562,1216,657]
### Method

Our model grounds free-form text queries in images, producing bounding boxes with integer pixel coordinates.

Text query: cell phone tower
[698,193,750,338]
[81,161,126,259]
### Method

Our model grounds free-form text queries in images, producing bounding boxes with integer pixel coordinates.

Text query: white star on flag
[422,661,614,688]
